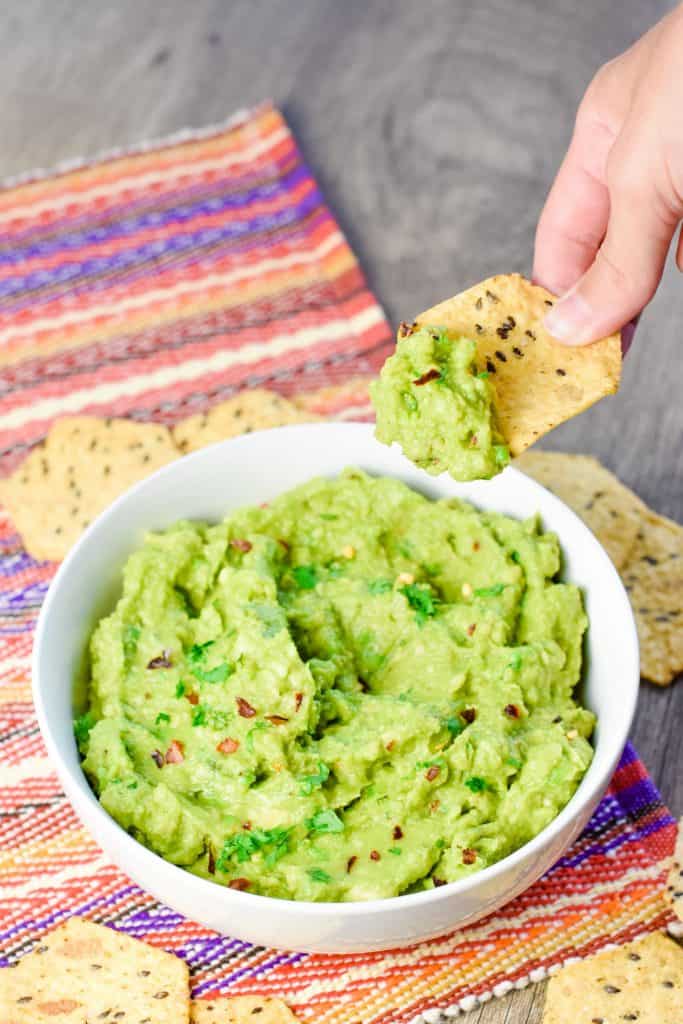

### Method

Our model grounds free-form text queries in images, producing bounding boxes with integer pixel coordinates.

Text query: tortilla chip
[417,274,621,455]
[542,931,683,1024]
[621,511,683,685]
[173,389,319,454]
[0,916,189,1022]
[191,995,300,1023]
[294,378,373,418]
[667,819,683,924]
[515,451,647,570]
[0,417,179,561]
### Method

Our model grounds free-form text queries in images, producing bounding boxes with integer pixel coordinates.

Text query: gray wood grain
[0,2,680,1021]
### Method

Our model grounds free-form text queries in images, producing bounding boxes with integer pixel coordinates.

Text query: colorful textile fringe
[0,104,676,1023]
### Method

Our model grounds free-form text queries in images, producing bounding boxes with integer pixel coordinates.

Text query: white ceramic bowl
[33,423,639,953]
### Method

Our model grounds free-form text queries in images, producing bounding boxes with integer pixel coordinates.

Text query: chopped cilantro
[474,583,505,598]
[191,706,207,727]
[368,579,393,595]
[175,681,186,698]
[155,712,170,726]
[506,756,522,770]
[249,602,286,638]
[126,781,138,789]
[73,711,95,746]
[435,838,447,849]
[510,550,521,563]
[445,717,463,737]
[299,762,330,795]
[308,868,332,883]
[216,827,291,871]
[306,809,344,834]
[388,847,402,856]
[477,370,490,380]
[246,720,268,752]
[400,582,438,626]
[508,650,523,671]
[187,640,214,664]
[191,662,234,685]
[292,565,318,590]
[122,624,140,663]
[464,776,488,793]
[494,444,510,467]
[401,391,418,412]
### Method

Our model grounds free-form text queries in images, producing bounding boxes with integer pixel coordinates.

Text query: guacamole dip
[77,470,594,902]
[370,324,510,481]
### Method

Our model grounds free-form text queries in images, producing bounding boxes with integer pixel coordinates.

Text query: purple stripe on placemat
[0,884,142,951]
[0,162,314,273]
[191,950,308,996]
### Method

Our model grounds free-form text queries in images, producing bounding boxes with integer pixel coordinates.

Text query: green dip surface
[78,469,594,902]
[370,324,510,481]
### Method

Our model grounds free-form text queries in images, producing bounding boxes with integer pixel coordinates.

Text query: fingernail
[544,288,594,345]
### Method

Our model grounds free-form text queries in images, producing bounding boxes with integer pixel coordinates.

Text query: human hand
[533,3,683,347]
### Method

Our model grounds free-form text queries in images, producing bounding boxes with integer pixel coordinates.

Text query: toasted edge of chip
[0,916,189,1023]
[542,931,683,1024]
[416,273,621,455]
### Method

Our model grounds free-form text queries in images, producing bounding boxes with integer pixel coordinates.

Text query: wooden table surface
[2,1,680,1020]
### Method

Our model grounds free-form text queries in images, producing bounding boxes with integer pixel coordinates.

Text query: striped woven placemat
[0,103,676,1023]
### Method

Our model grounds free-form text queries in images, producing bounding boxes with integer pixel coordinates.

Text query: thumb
[544,171,677,346]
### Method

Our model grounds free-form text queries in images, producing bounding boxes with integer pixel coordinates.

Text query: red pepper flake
[425,765,441,782]
[277,538,290,552]
[461,707,477,724]
[504,704,520,719]
[397,320,416,338]
[466,623,476,637]
[242,821,252,831]
[462,848,477,865]
[216,737,240,755]
[294,692,303,711]
[393,825,404,840]
[228,878,251,891]
[164,739,185,764]
[473,541,481,552]
[346,855,358,873]
[430,799,441,813]
[413,368,441,386]
[236,697,257,718]
[185,690,199,706]
[147,650,172,670]
[150,749,164,769]
[230,538,253,553]
[385,739,396,751]
[433,877,447,887]
[370,850,381,861]
[469,434,479,448]
[265,714,289,726]
[207,846,216,875]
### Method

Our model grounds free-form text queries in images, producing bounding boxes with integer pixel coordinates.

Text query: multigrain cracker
[667,818,683,923]
[191,996,301,1023]
[0,417,178,561]
[417,274,621,455]
[0,917,189,1023]
[621,511,683,685]
[173,389,319,454]
[542,931,683,1024]
[515,450,647,570]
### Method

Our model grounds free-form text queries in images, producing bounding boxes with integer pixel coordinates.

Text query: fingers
[544,154,678,345]
[532,120,612,296]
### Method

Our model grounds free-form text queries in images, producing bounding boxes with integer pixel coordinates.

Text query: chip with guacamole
[370,324,509,481]
[77,470,594,902]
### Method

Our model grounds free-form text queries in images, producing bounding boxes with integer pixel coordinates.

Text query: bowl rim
[32,422,640,917]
